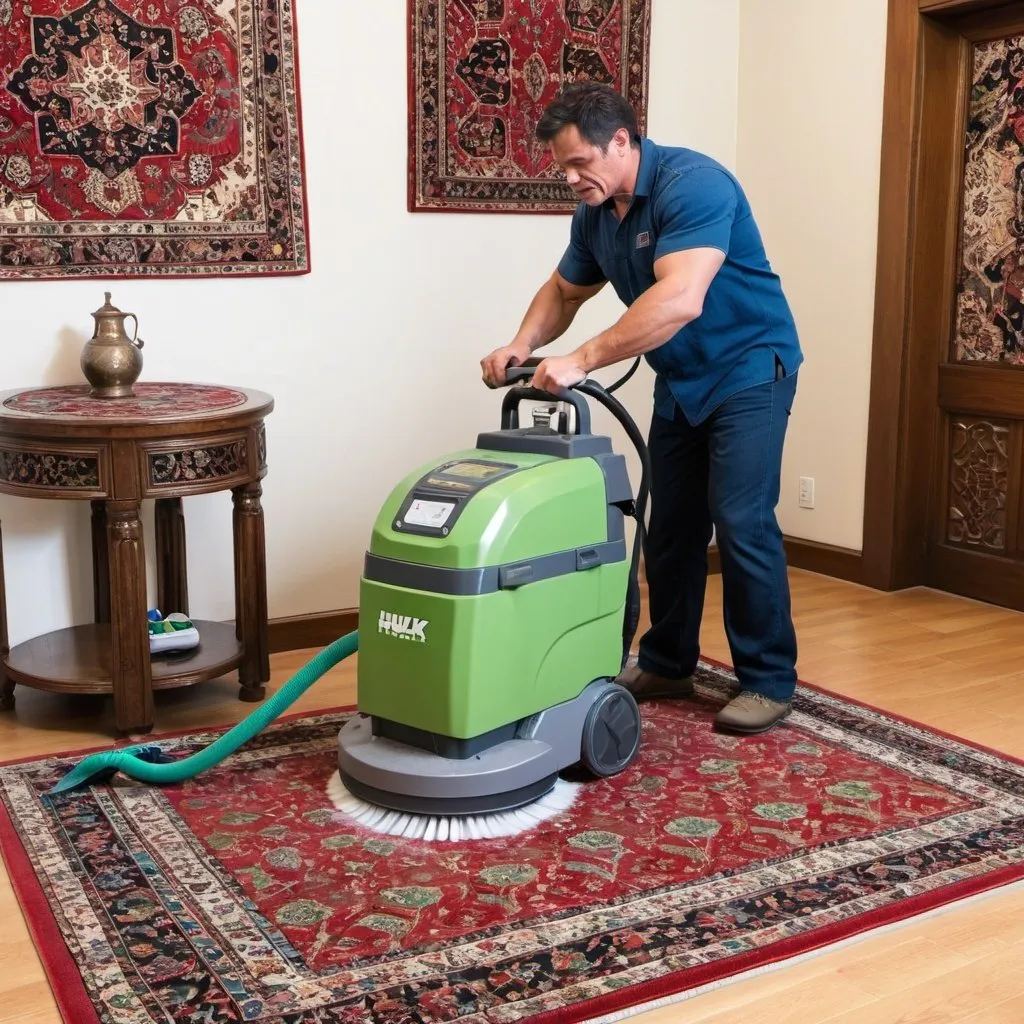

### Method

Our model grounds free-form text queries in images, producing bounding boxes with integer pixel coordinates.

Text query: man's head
[536,82,641,205]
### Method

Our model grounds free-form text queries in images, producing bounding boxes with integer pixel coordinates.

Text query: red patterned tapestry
[408,0,652,212]
[0,0,309,278]
[955,32,1024,362]
[3,661,1024,1023]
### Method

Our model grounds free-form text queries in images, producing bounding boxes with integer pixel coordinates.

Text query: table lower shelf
[3,619,243,695]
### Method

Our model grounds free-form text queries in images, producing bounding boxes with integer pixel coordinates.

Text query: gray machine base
[336,678,639,815]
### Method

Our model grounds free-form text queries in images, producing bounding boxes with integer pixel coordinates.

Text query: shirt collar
[632,137,657,198]
[602,136,655,211]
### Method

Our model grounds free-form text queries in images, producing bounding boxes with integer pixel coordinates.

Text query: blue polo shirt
[557,137,802,425]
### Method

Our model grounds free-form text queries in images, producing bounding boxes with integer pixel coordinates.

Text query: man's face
[547,125,631,205]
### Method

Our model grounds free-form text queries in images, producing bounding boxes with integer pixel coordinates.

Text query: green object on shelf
[148,612,195,635]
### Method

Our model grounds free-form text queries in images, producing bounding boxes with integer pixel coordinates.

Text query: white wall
[736,0,889,551]
[0,0,739,647]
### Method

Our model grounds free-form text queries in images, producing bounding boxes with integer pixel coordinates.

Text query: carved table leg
[155,497,189,615]
[233,491,242,641]
[0,521,13,711]
[232,481,269,702]
[91,500,110,623]
[107,502,154,733]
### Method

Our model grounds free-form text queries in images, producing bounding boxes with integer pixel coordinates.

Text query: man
[480,82,802,734]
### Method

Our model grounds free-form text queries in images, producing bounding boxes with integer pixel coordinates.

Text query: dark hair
[536,82,640,150]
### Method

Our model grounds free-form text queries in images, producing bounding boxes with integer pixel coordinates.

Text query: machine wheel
[580,684,642,778]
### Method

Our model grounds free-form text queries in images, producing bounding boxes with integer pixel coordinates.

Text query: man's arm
[530,165,736,393]
[528,248,725,391]
[481,271,604,386]
[512,271,606,353]
[482,202,608,387]
[576,247,724,371]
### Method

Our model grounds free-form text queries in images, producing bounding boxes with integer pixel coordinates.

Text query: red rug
[408,0,653,212]
[3,661,1024,1023]
[0,0,309,279]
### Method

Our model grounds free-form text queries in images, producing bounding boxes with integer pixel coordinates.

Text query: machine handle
[500,366,592,436]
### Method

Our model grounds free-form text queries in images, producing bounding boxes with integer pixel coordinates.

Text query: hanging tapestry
[408,0,653,213]
[955,33,1024,362]
[0,0,310,279]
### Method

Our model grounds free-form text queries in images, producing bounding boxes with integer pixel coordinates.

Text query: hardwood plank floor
[1,569,1022,1023]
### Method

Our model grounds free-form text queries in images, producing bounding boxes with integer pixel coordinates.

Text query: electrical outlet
[798,476,815,509]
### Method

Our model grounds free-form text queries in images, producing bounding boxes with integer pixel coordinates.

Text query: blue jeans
[638,369,798,702]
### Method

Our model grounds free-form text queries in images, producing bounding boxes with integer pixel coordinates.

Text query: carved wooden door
[919,4,1024,610]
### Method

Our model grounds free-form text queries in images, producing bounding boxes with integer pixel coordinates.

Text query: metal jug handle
[127,313,144,349]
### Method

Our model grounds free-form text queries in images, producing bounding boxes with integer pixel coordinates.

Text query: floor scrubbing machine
[336,365,651,816]
[45,364,651,808]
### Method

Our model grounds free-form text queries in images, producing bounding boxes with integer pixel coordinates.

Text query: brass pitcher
[80,292,145,398]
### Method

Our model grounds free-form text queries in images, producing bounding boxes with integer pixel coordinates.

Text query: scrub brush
[325,772,580,842]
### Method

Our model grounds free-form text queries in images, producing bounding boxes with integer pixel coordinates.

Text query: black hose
[603,356,641,394]
[500,360,650,666]
[575,378,650,668]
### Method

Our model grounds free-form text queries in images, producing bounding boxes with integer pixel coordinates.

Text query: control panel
[394,458,519,537]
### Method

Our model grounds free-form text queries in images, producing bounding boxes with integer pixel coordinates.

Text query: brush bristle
[325,772,580,842]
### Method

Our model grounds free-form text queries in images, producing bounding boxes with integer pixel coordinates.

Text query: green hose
[46,629,359,796]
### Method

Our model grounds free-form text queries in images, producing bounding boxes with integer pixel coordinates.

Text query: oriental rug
[0,0,309,279]
[408,0,652,213]
[2,661,1024,1023]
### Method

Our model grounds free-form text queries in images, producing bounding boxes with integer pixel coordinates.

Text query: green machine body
[338,372,648,815]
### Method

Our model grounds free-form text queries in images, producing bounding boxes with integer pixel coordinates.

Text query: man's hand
[481,273,605,388]
[532,354,588,394]
[480,341,531,388]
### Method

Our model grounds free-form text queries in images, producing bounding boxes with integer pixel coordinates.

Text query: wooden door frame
[860,0,1024,592]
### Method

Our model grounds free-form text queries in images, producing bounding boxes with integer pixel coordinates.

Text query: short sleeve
[556,206,606,287]
[653,166,738,260]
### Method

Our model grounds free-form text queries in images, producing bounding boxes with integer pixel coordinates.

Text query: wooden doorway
[863,0,1024,611]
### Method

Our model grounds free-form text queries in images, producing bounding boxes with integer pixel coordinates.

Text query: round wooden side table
[0,381,274,734]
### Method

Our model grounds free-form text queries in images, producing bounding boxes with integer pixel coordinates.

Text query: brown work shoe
[714,691,792,734]
[615,664,694,701]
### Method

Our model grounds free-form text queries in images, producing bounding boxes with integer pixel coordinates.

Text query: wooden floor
[1,569,1023,1023]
